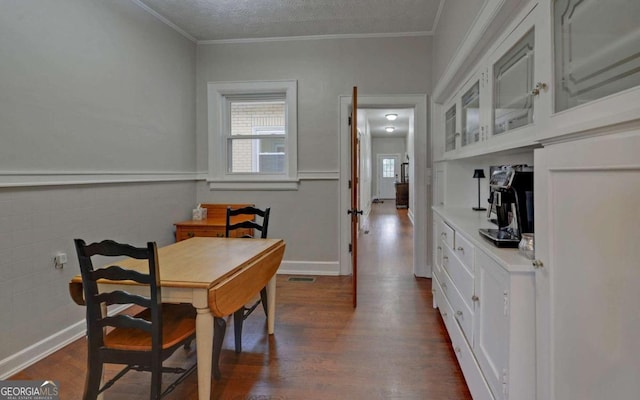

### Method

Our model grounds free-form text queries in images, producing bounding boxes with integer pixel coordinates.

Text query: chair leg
[213,317,226,380]
[150,357,162,400]
[234,309,244,353]
[83,352,103,400]
[260,287,268,317]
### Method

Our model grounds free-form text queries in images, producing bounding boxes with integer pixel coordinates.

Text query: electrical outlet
[54,252,67,269]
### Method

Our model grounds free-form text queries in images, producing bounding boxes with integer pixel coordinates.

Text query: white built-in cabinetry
[431,0,640,399]
[433,209,535,400]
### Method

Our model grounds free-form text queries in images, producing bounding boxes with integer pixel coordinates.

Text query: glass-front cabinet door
[492,28,535,135]
[444,103,457,153]
[461,80,481,147]
[554,0,640,112]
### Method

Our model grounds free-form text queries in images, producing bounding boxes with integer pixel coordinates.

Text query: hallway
[12,202,471,399]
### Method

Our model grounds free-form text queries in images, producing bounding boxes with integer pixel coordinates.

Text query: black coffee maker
[479,165,534,247]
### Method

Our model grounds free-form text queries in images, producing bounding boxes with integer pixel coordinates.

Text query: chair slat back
[225,206,270,239]
[74,239,162,348]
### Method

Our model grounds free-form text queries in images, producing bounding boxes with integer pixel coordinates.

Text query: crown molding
[198,31,432,45]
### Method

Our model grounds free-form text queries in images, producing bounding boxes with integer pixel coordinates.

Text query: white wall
[196,36,431,270]
[431,0,486,86]
[358,111,373,216]
[0,0,197,377]
[0,0,196,173]
[371,137,407,198]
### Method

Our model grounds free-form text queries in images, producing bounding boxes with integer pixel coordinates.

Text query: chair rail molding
[0,171,199,188]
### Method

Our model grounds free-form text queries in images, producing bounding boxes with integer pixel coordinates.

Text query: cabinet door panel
[445,104,458,152]
[474,250,510,400]
[554,0,640,112]
[493,29,535,135]
[535,130,640,400]
[462,80,481,147]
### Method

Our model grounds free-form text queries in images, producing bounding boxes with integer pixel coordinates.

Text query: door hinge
[348,116,352,126]
[349,243,352,253]
[348,179,352,189]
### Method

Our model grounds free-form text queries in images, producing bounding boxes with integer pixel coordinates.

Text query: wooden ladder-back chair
[73,239,196,400]
[225,206,271,353]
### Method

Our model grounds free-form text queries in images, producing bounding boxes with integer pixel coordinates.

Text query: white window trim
[207,80,298,190]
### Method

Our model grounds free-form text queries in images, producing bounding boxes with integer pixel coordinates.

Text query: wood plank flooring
[11,202,471,399]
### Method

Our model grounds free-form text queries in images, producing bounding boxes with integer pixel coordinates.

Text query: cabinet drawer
[448,304,495,400]
[434,276,453,328]
[176,226,225,241]
[438,220,455,249]
[443,245,475,311]
[453,232,475,274]
[176,226,252,241]
[441,267,474,345]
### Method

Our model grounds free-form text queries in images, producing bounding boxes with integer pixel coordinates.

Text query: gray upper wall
[196,36,432,174]
[431,0,486,87]
[0,0,197,173]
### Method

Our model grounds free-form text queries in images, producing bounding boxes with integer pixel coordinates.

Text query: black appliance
[479,165,534,247]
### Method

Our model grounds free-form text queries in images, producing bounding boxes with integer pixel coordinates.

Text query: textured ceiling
[137,0,443,41]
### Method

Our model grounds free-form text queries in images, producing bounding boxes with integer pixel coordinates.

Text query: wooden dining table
[69,237,286,400]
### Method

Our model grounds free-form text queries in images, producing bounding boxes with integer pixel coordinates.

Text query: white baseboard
[0,305,129,379]
[277,260,340,276]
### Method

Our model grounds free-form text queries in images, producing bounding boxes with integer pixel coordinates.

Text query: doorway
[339,94,430,279]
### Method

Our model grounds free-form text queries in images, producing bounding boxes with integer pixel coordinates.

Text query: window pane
[231,101,285,136]
[382,158,395,178]
[228,137,286,174]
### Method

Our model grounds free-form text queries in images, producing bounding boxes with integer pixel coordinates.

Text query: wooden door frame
[339,94,430,277]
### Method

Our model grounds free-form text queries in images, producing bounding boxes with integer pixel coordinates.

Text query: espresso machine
[479,165,534,247]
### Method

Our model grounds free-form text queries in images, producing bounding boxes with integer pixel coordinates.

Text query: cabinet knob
[531,82,548,96]
[441,232,447,238]
[454,346,461,353]
[442,311,448,317]
[472,295,479,302]
[443,256,448,263]
[532,260,544,269]
[437,246,442,250]
[457,246,464,253]
[455,310,463,317]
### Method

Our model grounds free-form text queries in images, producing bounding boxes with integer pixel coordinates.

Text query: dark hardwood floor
[11,202,471,399]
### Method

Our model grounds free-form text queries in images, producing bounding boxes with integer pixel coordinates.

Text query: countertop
[432,206,535,273]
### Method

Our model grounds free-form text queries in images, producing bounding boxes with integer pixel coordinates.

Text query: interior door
[377,154,399,199]
[349,86,361,308]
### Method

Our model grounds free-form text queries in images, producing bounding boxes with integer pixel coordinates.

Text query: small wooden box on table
[174,203,254,241]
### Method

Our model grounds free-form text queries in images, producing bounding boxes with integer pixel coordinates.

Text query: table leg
[195,307,213,400]
[267,276,276,334]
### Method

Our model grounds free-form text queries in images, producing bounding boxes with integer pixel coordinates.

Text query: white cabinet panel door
[535,129,640,400]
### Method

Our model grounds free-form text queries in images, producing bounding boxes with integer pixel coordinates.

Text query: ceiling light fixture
[385,113,398,121]
[385,126,395,133]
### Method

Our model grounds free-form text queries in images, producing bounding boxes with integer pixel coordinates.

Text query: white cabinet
[436,2,550,160]
[431,208,536,400]
[474,250,535,400]
[534,129,640,400]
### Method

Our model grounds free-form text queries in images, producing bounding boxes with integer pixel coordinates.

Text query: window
[208,80,298,190]
[382,158,395,178]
